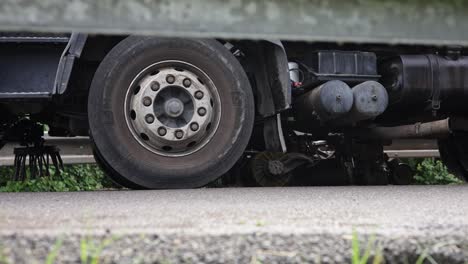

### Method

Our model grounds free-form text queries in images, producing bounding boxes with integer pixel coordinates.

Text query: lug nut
[145,114,155,124]
[175,130,184,139]
[151,81,160,91]
[198,107,207,116]
[183,78,192,87]
[143,97,152,106]
[195,91,204,100]
[190,122,199,131]
[166,75,175,84]
[158,127,167,136]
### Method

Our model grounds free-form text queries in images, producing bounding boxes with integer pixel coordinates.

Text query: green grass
[351,231,437,264]
[0,158,462,192]
[0,235,118,264]
[0,164,116,192]
[412,158,463,185]
[351,231,377,264]
[45,238,64,264]
[80,235,117,264]
[0,231,449,264]
[0,245,8,264]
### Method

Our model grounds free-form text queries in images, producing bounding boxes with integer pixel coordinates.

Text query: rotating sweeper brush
[6,120,64,181]
[13,145,63,181]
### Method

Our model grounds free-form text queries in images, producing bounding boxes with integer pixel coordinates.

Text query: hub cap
[124,60,221,157]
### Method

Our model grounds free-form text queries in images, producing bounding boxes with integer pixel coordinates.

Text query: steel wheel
[125,61,221,156]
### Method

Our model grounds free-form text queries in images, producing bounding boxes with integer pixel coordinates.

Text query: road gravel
[0,186,467,263]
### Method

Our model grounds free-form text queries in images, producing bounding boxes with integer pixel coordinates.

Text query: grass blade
[45,237,63,264]
[352,230,360,264]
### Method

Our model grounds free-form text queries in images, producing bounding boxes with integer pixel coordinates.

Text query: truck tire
[91,141,141,189]
[438,132,468,181]
[88,37,254,189]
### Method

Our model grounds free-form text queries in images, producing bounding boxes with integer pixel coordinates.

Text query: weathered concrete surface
[0,186,467,263]
[0,0,468,45]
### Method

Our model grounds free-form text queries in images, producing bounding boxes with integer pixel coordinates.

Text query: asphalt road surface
[1,186,468,263]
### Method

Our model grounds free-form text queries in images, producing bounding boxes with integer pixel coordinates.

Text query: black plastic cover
[301,50,379,87]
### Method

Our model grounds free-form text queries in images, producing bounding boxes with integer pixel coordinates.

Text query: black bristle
[12,145,63,181]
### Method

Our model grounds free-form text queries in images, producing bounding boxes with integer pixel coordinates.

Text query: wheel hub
[124,60,221,157]
[165,98,184,118]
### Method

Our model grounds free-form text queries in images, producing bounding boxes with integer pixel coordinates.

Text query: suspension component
[388,159,414,185]
[250,152,319,187]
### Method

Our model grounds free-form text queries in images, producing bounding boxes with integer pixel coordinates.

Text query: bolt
[198,107,207,116]
[166,75,175,84]
[142,97,152,106]
[190,122,199,131]
[195,91,204,100]
[175,130,184,139]
[336,94,342,102]
[151,81,160,91]
[165,99,184,117]
[158,127,167,136]
[145,114,155,124]
[183,78,192,87]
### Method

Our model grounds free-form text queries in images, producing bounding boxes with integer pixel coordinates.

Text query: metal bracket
[54,33,88,94]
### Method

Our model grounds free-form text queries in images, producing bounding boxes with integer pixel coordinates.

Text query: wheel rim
[124,60,221,157]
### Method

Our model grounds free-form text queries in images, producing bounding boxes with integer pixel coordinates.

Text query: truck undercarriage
[1,32,468,188]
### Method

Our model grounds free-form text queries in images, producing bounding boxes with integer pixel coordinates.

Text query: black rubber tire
[88,37,254,189]
[438,132,468,181]
[91,139,141,189]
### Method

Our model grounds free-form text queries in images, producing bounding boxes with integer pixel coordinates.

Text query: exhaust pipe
[356,117,468,140]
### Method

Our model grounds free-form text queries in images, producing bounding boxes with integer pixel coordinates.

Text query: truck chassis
[0,32,468,188]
